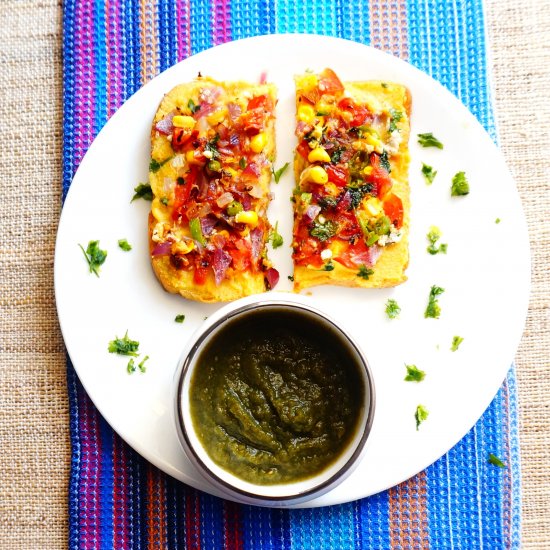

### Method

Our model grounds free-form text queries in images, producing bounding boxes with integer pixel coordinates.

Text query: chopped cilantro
[204,134,220,159]
[149,157,172,173]
[127,358,136,374]
[421,162,437,184]
[488,453,506,468]
[319,196,338,210]
[160,197,169,206]
[451,171,470,196]
[347,184,373,209]
[415,405,429,430]
[310,220,337,242]
[268,222,284,249]
[287,275,294,282]
[405,364,426,382]
[175,314,185,323]
[320,260,334,271]
[357,265,374,280]
[385,299,401,319]
[381,82,388,88]
[417,132,444,149]
[78,240,107,277]
[272,162,290,183]
[388,108,403,133]
[131,183,153,202]
[451,335,464,352]
[426,226,448,255]
[188,98,200,114]
[425,285,445,319]
[495,218,501,224]
[118,239,132,252]
[108,331,139,356]
[330,146,345,164]
[138,355,149,373]
[379,151,391,173]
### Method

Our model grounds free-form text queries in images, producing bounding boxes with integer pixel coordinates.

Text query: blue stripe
[98,417,114,550]
[356,491,391,549]
[199,493,225,549]
[231,0,275,39]
[93,0,107,131]
[122,0,143,95]
[157,0,179,72]
[189,0,213,55]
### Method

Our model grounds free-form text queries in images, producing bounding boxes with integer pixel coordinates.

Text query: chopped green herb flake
[488,453,506,468]
[310,220,337,242]
[175,314,185,323]
[451,171,470,196]
[268,222,284,249]
[347,184,374,209]
[426,226,448,255]
[79,240,107,277]
[287,275,294,282]
[425,285,445,319]
[421,162,437,184]
[417,132,444,149]
[495,218,501,224]
[108,331,140,357]
[381,82,388,89]
[357,265,374,280]
[160,197,169,206]
[415,405,429,430]
[451,335,464,352]
[205,135,220,159]
[388,109,403,133]
[118,239,132,252]
[385,299,401,319]
[320,260,334,271]
[149,157,172,173]
[272,162,290,183]
[176,176,185,185]
[405,364,426,382]
[131,183,153,202]
[188,99,200,114]
[127,358,136,374]
[379,151,391,173]
[138,355,149,373]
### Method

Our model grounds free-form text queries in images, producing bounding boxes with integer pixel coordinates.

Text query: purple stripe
[212,0,232,45]
[176,0,191,60]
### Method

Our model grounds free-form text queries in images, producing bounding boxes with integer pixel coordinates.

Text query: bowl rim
[175,297,376,506]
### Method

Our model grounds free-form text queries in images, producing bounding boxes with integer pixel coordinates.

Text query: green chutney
[189,308,365,485]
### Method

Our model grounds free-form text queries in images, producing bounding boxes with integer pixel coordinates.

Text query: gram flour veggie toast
[148,76,278,302]
[292,68,411,291]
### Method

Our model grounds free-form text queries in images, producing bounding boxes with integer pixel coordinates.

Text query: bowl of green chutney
[174,294,375,506]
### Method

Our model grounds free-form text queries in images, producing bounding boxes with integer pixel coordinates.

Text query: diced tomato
[172,166,198,220]
[229,247,250,272]
[193,266,209,285]
[247,95,267,110]
[293,235,323,268]
[337,98,372,127]
[334,239,370,269]
[319,68,344,95]
[336,211,361,240]
[297,140,311,159]
[369,153,393,198]
[326,164,349,187]
[382,193,404,228]
[172,128,197,151]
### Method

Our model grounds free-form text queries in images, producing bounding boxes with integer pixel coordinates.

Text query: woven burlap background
[0,0,548,547]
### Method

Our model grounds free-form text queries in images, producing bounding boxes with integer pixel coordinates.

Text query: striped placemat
[62,1,521,547]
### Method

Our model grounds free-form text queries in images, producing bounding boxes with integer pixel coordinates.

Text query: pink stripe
[212,0,231,46]
[177,0,192,60]
[73,0,96,165]
[106,0,122,117]
[78,386,102,549]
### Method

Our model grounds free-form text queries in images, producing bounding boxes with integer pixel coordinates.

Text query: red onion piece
[227,102,242,121]
[249,227,263,261]
[242,162,260,178]
[216,192,234,208]
[247,183,264,199]
[303,204,321,222]
[151,241,171,256]
[351,245,382,267]
[337,190,352,212]
[259,71,268,84]
[200,215,217,236]
[265,267,279,290]
[155,112,174,135]
[212,246,232,285]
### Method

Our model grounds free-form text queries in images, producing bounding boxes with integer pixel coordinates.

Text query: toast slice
[148,76,277,302]
[292,69,411,292]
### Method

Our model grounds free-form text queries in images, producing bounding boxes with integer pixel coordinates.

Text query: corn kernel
[207,107,227,126]
[297,104,315,124]
[363,197,383,217]
[185,150,199,165]
[308,147,331,163]
[365,133,383,152]
[310,166,328,184]
[250,132,267,153]
[363,166,373,176]
[301,73,319,89]
[235,210,259,228]
[172,115,196,129]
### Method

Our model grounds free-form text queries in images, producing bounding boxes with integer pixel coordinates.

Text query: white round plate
[55,34,530,508]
